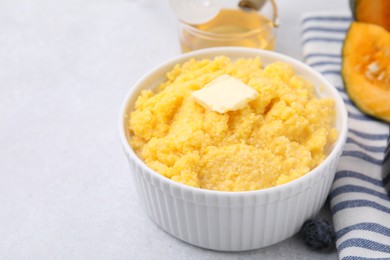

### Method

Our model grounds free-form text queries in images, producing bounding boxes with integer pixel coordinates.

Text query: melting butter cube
[191,74,258,114]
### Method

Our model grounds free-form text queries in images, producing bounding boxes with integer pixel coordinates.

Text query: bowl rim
[119,47,348,197]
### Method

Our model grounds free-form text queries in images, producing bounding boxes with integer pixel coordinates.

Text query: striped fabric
[301,13,390,259]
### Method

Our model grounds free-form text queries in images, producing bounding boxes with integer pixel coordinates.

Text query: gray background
[0,0,348,259]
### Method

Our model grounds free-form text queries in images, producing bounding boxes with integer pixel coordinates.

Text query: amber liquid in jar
[180,9,275,52]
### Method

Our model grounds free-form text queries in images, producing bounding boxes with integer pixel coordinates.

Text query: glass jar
[176,0,278,52]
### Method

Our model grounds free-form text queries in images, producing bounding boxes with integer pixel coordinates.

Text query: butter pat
[191,75,258,113]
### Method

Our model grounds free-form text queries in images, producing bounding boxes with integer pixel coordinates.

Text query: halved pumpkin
[342,22,390,122]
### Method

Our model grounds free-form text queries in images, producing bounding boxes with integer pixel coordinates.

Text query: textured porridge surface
[129,56,337,191]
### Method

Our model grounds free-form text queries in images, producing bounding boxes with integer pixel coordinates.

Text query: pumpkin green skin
[349,0,358,20]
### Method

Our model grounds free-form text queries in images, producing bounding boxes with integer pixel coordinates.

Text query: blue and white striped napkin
[301,13,390,259]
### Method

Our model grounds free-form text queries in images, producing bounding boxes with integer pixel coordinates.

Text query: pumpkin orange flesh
[342,22,390,122]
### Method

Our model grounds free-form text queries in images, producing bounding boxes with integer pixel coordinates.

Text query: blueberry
[300,219,336,250]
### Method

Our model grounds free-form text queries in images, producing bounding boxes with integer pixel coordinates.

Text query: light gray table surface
[0,0,349,259]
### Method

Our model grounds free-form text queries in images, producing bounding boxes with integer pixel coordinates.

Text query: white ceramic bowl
[119,47,348,251]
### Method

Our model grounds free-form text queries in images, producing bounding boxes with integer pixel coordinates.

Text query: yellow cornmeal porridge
[129,56,338,191]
